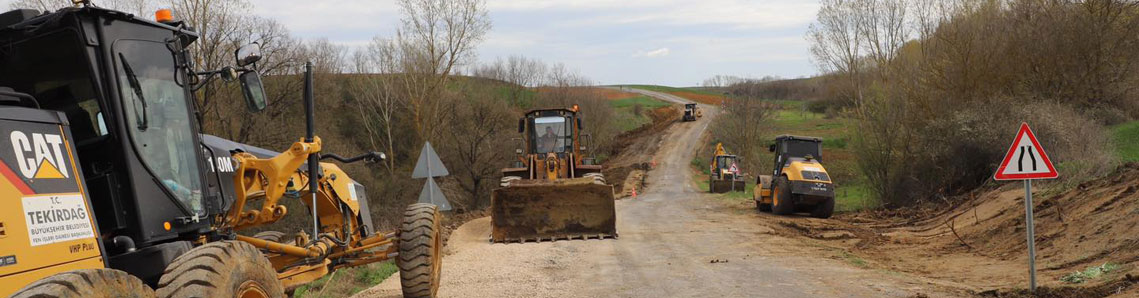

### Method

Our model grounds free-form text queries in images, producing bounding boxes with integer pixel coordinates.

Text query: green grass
[609,95,672,109]
[1111,121,1139,162]
[1060,263,1119,284]
[835,181,875,212]
[609,95,672,132]
[722,181,756,201]
[294,262,399,298]
[841,251,870,268]
[613,85,725,97]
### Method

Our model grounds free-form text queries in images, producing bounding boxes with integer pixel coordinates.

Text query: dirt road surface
[358,89,965,298]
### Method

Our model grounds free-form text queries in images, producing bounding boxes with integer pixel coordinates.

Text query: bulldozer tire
[771,177,795,215]
[398,203,443,298]
[707,176,715,193]
[252,230,286,243]
[812,197,835,219]
[12,269,155,298]
[156,241,284,298]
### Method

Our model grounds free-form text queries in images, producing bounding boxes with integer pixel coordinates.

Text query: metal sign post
[994,123,1058,293]
[1023,179,1036,290]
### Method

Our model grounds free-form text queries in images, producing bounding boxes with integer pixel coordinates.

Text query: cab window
[115,39,204,215]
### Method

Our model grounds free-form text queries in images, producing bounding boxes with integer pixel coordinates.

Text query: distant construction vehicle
[2,4,440,298]
[682,103,702,121]
[491,106,616,243]
[709,143,746,193]
[754,135,835,218]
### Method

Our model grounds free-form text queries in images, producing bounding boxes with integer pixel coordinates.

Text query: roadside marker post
[413,142,452,211]
[993,123,1058,293]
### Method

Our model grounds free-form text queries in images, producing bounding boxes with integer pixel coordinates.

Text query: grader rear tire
[156,241,284,298]
[12,269,155,298]
[398,203,443,298]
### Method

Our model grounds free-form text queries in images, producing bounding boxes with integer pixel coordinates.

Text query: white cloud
[634,47,671,58]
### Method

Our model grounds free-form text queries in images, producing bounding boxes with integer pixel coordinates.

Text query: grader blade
[491,177,617,243]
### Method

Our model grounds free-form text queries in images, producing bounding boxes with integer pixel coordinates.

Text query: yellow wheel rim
[237,280,269,298]
[773,186,780,206]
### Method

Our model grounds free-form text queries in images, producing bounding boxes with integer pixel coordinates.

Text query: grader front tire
[156,241,284,298]
[12,269,155,298]
[398,203,443,298]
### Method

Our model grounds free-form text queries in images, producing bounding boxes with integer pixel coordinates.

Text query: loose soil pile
[602,105,680,197]
[733,163,1139,297]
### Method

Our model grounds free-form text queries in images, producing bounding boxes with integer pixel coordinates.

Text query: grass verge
[294,261,399,298]
[1111,121,1139,162]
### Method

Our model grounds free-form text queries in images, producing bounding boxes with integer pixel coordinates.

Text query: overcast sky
[251,0,822,86]
[3,0,822,86]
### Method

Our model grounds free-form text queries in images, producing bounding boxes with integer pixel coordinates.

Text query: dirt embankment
[602,105,680,197]
[731,164,1139,297]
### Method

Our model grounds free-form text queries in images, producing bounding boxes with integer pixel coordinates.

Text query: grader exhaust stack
[491,106,617,243]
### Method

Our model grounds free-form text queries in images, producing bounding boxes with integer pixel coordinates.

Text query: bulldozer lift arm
[225,137,322,229]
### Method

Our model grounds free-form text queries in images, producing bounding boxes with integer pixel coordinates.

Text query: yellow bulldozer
[754,135,835,218]
[491,106,617,243]
[682,103,702,121]
[708,143,746,193]
[1,4,440,298]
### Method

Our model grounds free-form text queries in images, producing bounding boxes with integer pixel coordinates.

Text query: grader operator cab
[491,106,616,243]
[754,135,835,218]
[1,4,441,298]
[682,103,701,121]
[708,143,745,193]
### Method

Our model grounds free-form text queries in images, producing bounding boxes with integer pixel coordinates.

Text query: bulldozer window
[532,116,570,154]
[115,39,204,215]
[782,140,822,162]
[0,29,104,141]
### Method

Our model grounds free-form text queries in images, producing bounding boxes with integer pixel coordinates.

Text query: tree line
[11,0,624,228]
[806,0,1137,207]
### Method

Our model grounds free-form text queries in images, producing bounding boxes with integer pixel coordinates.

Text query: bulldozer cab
[713,155,739,178]
[530,114,573,154]
[769,135,823,176]
[0,6,267,285]
[521,108,581,156]
[0,7,216,242]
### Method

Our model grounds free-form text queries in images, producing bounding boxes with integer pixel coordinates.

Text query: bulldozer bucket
[710,179,745,193]
[491,177,617,242]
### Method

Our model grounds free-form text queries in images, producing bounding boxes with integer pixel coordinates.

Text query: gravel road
[357,89,962,298]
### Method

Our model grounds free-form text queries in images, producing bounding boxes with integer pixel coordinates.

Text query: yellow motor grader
[1,4,440,298]
[491,106,616,243]
[754,135,835,218]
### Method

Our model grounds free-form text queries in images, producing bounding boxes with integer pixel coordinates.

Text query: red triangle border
[994,122,1059,180]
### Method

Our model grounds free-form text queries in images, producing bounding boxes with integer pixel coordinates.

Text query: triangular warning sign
[33,159,65,179]
[417,178,451,211]
[994,123,1058,180]
[412,142,449,179]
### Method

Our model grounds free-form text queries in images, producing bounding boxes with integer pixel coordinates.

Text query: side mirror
[239,71,268,112]
[518,118,525,133]
[235,43,262,67]
[768,144,776,152]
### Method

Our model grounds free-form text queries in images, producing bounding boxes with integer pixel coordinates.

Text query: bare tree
[394,0,492,142]
[808,0,865,105]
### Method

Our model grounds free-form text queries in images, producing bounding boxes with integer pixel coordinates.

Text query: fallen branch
[945,216,974,251]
